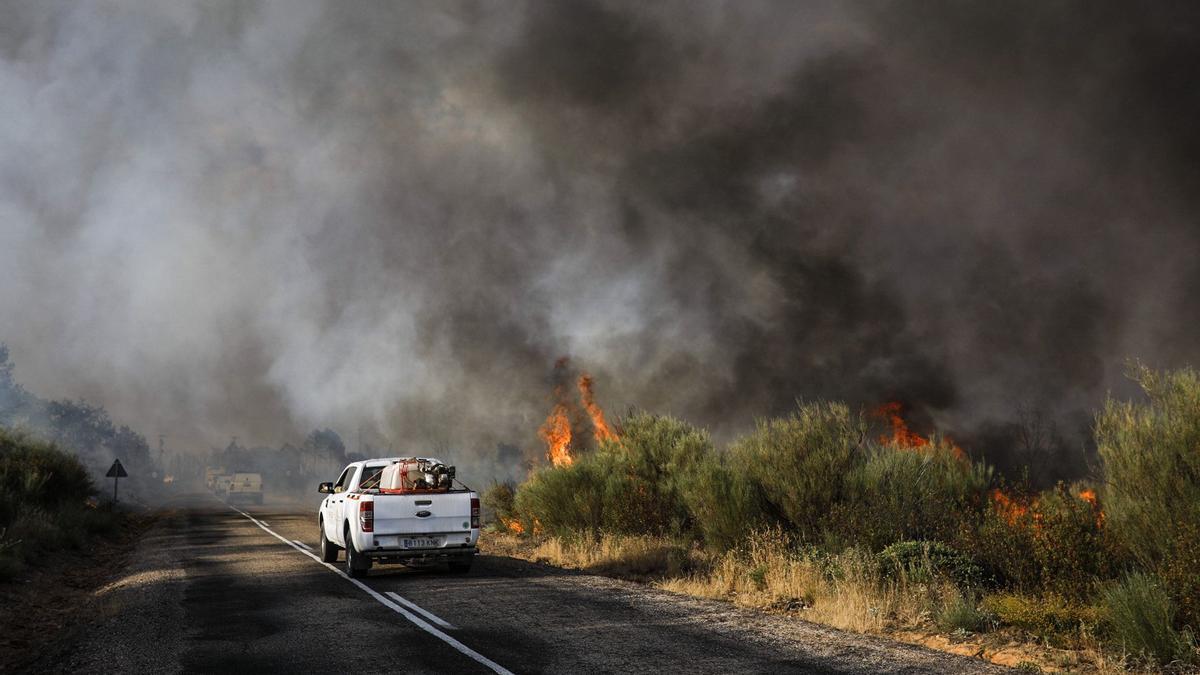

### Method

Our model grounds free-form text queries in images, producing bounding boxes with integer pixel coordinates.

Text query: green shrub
[605,412,715,534]
[1101,573,1195,666]
[513,413,716,536]
[0,428,118,580]
[1096,364,1200,626]
[730,402,863,541]
[878,540,987,588]
[937,591,991,633]
[0,428,94,526]
[482,481,517,527]
[676,456,766,549]
[835,442,991,550]
[512,453,612,534]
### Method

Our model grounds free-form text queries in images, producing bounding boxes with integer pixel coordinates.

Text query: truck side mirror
[318,482,333,494]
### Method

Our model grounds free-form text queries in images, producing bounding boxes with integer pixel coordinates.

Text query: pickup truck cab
[317,457,479,578]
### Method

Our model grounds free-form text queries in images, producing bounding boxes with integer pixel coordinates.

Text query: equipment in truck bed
[377,458,456,493]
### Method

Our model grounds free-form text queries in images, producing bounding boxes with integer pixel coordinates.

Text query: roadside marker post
[106,459,128,503]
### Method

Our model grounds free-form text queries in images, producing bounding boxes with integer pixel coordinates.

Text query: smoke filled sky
[1,1,1198,474]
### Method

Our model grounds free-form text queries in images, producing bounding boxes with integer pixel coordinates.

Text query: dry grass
[529,533,698,580]
[657,531,952,634]
[481,529,1145,672]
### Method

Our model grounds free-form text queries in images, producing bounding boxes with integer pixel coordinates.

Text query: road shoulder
[18,511,186,674]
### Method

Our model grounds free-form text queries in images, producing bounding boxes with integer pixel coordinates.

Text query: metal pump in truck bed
[378,458,456,493]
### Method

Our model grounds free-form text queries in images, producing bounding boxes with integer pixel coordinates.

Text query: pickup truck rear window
[357,464,390,491]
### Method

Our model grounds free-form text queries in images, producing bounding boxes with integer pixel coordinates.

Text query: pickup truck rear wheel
[319,520,339,563]
[344,525,371,578]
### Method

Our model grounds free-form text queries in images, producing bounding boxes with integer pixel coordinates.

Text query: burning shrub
[481,481,517,530]
[1028,484,1114,600]
[513,453,611,534]
[729,402,863,541]
[968,482,1114,599]
[514,412,715,536]
[1096,364,1200,626]
[969,488,1042,592]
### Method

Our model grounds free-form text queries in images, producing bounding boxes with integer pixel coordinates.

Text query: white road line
[226,505,512,675]
[292,539,313,551]
[386,591,457,630]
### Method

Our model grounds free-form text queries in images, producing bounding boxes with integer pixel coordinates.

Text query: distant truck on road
[226,472,264,504]
[317,457,479,577]
[205,467,225,490]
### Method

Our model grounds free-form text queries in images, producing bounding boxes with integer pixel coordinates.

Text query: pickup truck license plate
[402,537,442,549]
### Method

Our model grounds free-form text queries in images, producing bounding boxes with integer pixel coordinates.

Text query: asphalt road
[38,495,1009,674]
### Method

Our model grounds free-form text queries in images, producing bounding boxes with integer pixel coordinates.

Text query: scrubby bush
[481,481,517,527]
[834,442,991,550]
[878,540,987,589]
[0,429,115,579]
[507,366,1200,659]
[605,412,716,534]
[0,428,93,524]
[1029,484,1113,600]
[676,457,765,550]
[513,453,611,534]
[729,402,862,541]
[1096,364,1200,626]
[937,591,991,633]
[514,413,715,536]
[1101,573,1195,666]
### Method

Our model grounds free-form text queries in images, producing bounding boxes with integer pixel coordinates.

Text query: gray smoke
[2,1,1198,481]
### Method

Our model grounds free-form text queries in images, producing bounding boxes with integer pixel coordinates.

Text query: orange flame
[991,489,1030,526]
[578,374,618,444]
[1078,488,1105,527]
[539,400,573,467]
[875,402,930,448]
[503,517,526,534]
[874,402,966,460]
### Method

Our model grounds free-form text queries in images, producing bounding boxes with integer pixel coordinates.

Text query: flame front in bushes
[539,399,573,467]
[1078,488,1105,527]
[875,402,930,448]
[991,489,1031,526]
[873,401,966,460]
[578,374,618,443]
[503,517,525,534]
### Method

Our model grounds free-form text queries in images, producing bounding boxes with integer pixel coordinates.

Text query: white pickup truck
[317,457,479,578]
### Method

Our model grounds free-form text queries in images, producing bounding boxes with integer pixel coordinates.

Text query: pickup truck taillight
[359,500,374,533]
[470,497,480,529]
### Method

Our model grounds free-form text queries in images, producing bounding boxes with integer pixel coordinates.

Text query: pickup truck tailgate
[371,492,473,535]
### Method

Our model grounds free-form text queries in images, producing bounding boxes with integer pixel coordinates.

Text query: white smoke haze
[2,1,1199,481]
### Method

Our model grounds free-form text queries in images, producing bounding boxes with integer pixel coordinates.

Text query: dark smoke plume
[2,1,1198,481]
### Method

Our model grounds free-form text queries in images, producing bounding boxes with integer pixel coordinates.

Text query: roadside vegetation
[0,428,119,580]
[489,365,1200,671]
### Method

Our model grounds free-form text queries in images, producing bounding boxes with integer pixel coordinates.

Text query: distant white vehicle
[226,472,264,505]
[317,458,479,577]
